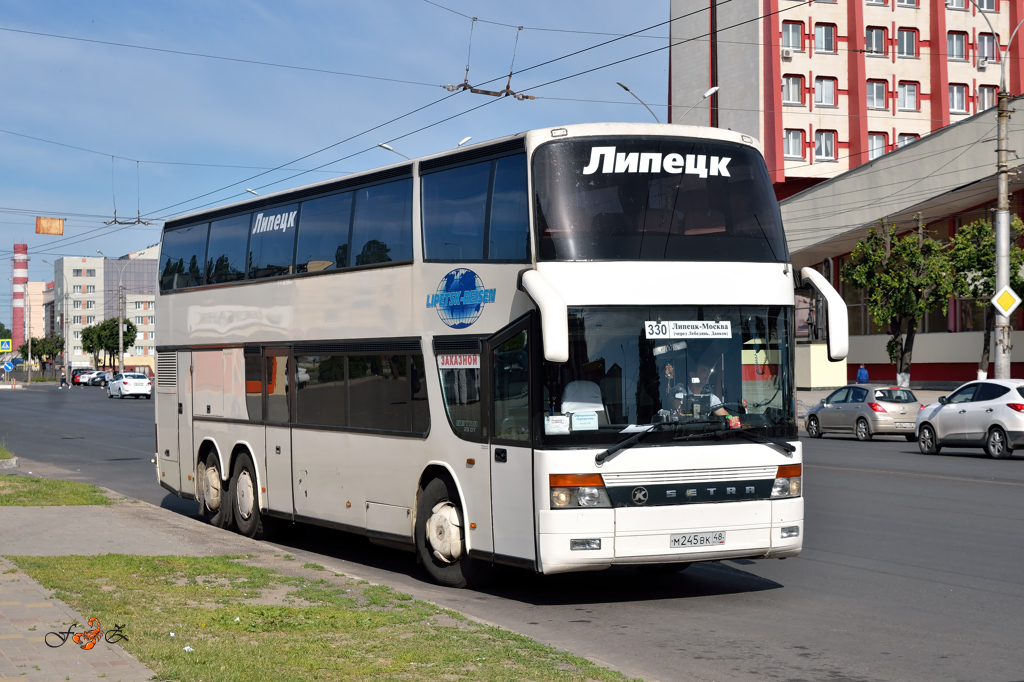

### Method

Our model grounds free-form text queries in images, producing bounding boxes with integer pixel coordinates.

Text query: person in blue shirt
[856,363,869,384]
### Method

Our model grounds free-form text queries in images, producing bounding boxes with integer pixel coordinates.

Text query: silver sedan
[915,379,1024,458]
[805,384,922,441]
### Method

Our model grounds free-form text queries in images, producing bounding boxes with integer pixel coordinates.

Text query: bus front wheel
[415,476,489,588]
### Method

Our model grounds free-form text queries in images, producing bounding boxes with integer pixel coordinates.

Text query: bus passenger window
[248,203,298,279]
[349,355,412,431]
[205,214,250,284]
[295,193,353,272]
[266,357,290,423]
[295,355,347,428]
[488,154,529,261]
[436,353,482,440]
[493,331,530,442]
[422,161,489,261]
[411,355,430,434]
[351,179,412,266]
[245,355,263,421]
[160,223,208,291]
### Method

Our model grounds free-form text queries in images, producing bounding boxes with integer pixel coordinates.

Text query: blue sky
[0,0,670,326]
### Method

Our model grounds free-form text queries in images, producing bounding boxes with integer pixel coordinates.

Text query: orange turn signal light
[549,473,604,487]
[777,464,802,478]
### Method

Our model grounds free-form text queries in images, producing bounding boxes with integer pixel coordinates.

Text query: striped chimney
[12,244,28,350]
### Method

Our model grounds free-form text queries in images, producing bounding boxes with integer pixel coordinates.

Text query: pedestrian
[856,363,869,384]
[59,368,67,389]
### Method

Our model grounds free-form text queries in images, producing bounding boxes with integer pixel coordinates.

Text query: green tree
[94,317,137,364]
[948,217,1024,375]
[0,321,11,340]
[81,324,101,367]
[841,219,954,386]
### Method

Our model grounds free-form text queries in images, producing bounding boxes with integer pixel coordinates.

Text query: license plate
[670,531,726,548]
[132,382,144,386]
[895,422,914,429]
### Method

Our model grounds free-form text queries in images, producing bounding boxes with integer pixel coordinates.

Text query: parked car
[805,384,923,441]
[916,379,1024,458]
[71,368,95,385]
[106,372,152,399]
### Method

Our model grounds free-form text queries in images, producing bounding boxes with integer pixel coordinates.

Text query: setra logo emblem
[631,487,649,505]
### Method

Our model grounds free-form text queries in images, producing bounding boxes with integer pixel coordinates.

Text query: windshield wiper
[674,427,796,454]
[595,421,721,465]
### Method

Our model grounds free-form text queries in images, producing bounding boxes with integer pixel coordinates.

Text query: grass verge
[0,442,13,459]
[7,555,637,682]
[0,473,111,506]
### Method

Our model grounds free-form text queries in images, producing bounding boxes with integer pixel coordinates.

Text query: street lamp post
[98,251,140,375]
[616,82,660,123]
[43,260,70,384]
[960,0,1024,378]
[679,86,721,123]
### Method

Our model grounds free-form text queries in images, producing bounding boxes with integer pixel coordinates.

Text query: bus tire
[231,453,273,539]
[415,476,489,588]
[200,453,233,530]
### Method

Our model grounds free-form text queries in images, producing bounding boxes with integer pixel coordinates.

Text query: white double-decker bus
[155,122,847,587]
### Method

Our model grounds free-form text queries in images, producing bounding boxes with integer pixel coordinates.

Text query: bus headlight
[549,474,611,509]
[771,464,802,499]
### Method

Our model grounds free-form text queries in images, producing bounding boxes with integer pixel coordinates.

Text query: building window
[86,269,96,277]
[950,84,968,113]
[947,32,967,60]
[866,0,886,5]
[868,133,887,160]
[978,85,998,111]
[73,300,81,310]
[148,316,155,325]
[74,346,82,355]
[947,0,966,7]
[898,82,919,110]
[73,331,80,340]
[815,131,837,160]
[897,29,917,57]
[135,316,144,324]
[135,301,143,310]
[867,80,887,109]
[815,24,837,53]
[866,27,886,55]
[814,77,837,105]
[135,346,144,355]
[782,75,804,104]
[896,0,917,6]
[782,21,803,49]
[784,129,805,158]
[72,269,82,277]
[86,316,95,324]
[72,285,82,294]
[86,285,95,294]
[897,133,919,148]
[977,0,994,9]
[85,301,95,309]
[978,34,998,62]
[73,316,82,324]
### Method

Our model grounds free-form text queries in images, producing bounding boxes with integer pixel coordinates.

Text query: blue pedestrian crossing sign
[0,339,10,352]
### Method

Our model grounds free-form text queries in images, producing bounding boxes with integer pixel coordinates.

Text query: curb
[0,456,17,469]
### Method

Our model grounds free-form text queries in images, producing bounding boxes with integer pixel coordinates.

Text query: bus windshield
[533,137,787,262]
[540,306,796,447]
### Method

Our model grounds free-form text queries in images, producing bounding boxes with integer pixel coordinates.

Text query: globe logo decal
[425,268,497,329]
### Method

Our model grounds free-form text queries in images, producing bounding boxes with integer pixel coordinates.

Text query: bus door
[175,350,192,492]
[486,318,537,567]
[264,349,293,517]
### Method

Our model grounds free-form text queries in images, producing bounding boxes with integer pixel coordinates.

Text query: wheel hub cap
[425,501,462,563]
[236,470,254,520]
[204,466,221,511]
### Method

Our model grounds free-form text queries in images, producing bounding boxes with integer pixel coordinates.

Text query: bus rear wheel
[231,453,273,539]
[416,476,490,588]
[198,455,233,530]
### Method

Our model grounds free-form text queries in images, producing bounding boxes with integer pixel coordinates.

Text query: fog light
[570,538,601,551]
[781,526,800,539]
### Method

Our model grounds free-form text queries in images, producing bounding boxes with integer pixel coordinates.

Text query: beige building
[670,0,1024,197]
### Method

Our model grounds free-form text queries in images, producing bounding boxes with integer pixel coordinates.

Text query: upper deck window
[295,193,353,273]
[248,203,298,279]
[350,179,413,266]
[421,153,529,262]
[205,214,249,284]
[532,137,787,263]
[160,222,209,291]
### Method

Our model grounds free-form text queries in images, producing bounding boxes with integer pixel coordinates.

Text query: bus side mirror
[798,267,849,362]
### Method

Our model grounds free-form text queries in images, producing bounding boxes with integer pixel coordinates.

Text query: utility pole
[995,87,1011,379]
[26,295,31,385]
[118,281,125,374]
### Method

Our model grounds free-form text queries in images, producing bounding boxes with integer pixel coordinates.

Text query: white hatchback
[106,372,152,400]
[916,379,1024,458]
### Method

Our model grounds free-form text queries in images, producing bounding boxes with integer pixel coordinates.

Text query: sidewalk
[0,484,315,682]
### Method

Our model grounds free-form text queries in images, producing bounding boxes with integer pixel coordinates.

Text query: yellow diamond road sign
[992,286,1022,317]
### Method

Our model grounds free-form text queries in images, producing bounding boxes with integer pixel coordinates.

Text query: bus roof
[163,122,762,229]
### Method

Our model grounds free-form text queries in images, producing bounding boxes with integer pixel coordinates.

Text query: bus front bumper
[536,498,802,575]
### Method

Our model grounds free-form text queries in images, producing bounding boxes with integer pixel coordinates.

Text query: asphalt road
[2,384,1023,682]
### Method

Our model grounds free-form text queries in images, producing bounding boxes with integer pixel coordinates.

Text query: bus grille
[156,352,176,387]
[601,466,778,486]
